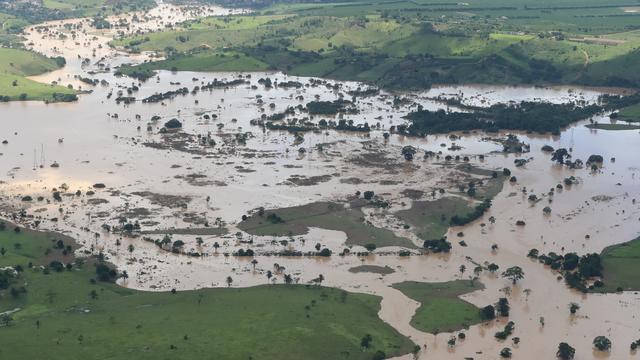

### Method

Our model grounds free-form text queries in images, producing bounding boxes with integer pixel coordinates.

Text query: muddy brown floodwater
[1,1,639,359]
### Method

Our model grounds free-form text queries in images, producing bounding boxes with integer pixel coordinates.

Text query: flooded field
[1,2,640,359]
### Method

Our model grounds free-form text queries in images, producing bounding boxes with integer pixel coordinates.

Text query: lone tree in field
[556,342,575,359]
[502,266,524,284]
[226,276,233,287]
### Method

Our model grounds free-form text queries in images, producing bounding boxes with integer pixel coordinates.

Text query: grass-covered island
[0,222,416,360]
[238,201,418,249]
[392,281,484,334]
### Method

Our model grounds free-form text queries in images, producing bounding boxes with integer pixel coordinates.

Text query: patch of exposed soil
[286,174,333,186]
[143,131,210,155]
[87,198,109,205]
[340,177,364,185]
[401,189,424,200]
[131,191,192,208]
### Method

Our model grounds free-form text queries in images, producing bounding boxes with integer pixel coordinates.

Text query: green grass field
[113,0,640,89]
[0,74,75,101]
[395,197,473,241]
[617,103,640,122]
[0,47,62,75]
[238,201,417,249]
[0,223,415,360]
[599,237,640,292]
[0,48,74,101]
[392,281,484,334]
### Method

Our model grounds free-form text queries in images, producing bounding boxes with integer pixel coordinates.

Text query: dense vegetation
[404,102,602,134]
[116,0,640,89]
[528,249,605,292]
[402,93,640,134]
[0,222,415,359]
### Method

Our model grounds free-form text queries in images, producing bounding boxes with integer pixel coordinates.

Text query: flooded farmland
[1,2,640,359]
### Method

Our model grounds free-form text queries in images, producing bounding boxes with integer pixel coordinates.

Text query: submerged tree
[401,146,417,161]
[496,298,510,317]
[593,336,611,352]
[481,305,496,320]
[459,264,466,277]
[551,148,570,164]
[284,274,293,284]
[569,302,580,315]
[502,266,524,284]
[556,342,575,360]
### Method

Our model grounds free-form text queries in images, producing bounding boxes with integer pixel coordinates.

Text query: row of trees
[529,249,603,292]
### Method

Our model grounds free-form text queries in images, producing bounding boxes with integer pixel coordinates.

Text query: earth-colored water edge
[0,2,639,360]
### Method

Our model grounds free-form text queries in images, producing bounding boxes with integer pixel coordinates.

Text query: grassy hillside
[0,47,75,101]
[0,222,416,360]
[0,47,64,75]
[116,0,640,89]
